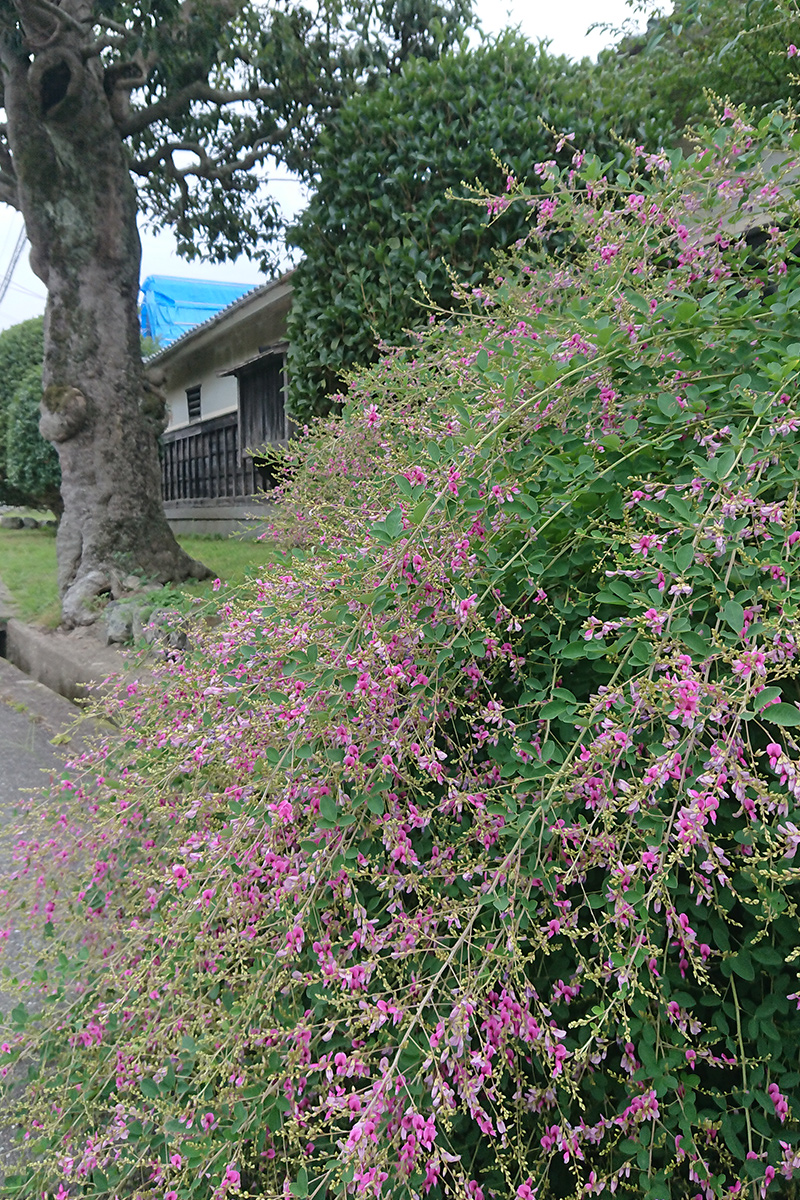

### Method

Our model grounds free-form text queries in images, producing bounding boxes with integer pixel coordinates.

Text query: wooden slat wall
[161,412,247,502]
[160,356,288,503]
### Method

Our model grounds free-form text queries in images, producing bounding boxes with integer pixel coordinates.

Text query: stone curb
[0,653,85,738]
[1,618,144,706]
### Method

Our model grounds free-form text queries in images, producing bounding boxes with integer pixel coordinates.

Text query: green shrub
[0,316,60,512]
[597,0,799,137]
[5,364,61,515]
[4,110,800,1200]
[286,32,629,421]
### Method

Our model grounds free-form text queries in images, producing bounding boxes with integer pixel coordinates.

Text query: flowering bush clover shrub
[4,110,800,1200]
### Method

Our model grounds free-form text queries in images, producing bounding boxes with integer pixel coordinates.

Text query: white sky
[0,0,644,331]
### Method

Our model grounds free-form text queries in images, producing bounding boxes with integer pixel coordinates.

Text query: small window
[186,385,202,422]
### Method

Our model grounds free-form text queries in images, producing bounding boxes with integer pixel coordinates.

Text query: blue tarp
[140,276,254,348]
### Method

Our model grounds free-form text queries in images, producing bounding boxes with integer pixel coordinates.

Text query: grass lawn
[0,527,278,627]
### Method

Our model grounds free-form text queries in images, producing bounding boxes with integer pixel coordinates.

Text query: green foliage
[4,111,800,1199]
[287,2,800,422]
[5,364,61,514]
[596,0,799,140]
[0,317,59,512]
[115,0,477,267]
[286,32,628,421]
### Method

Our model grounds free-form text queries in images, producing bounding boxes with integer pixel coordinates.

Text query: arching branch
[128,112,304,183]
[12,0,87,45]
[119,80,284,137]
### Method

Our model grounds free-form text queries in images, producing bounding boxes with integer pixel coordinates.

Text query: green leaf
[683,631,714,658]
[729,951,755,981]
[290,1169,309,1198]
[674,543,694,572]
[673,299,698,323]
[140,1077,160,1099]
[754,687,782,711]
[763,703,800,726]
[561,640,589,659]
[319,795,338,822]
[625,290,650,315]
[722,601,744,634]
[410,498,431,524]
[371,506,404,542]
[475,348,489,372]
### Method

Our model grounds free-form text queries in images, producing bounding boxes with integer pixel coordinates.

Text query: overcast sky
[0,0,647,331]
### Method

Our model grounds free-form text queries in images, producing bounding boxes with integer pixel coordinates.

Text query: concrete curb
[2,618,135,705]
[0,653,85,739]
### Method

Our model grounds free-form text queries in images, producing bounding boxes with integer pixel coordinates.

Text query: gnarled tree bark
[2,36,208,626]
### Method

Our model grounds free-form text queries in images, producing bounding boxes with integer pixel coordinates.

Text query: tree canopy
[286,0,800,419]
[0,0,473,266]
[597,0,798,140]
[0,315,59,513]
[286,33,628,421]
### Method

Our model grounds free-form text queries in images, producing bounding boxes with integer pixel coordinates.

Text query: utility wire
[0,226,27,308]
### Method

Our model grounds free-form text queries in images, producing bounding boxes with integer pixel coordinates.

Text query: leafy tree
[0,0,473,626]
[595,0,798,140]
[286,2,800,421]
[286,33,626,420]
[0,315,59,512]
[6,363,61,515]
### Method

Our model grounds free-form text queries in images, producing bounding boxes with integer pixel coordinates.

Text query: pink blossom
[455,594,478,624]
[631,534,661,557]
[768,1083,789,1123]
[223,1165,241,1189]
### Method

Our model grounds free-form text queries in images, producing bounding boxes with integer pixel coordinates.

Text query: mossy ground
[0,526,278,627]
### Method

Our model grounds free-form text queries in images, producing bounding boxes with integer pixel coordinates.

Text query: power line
[0,226,27,308]
[8,281,45,301]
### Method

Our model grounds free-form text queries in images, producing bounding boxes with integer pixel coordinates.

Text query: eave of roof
[144,269,294,366]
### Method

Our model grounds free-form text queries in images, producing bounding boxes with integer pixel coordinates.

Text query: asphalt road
[0,657,85,1176]
[0,662,73,816]
[0,656,85,1010]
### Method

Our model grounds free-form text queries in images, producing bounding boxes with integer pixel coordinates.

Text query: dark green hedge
[0,317,61,513]
[285,33,628,420]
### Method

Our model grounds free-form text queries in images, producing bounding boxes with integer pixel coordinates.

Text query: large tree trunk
[3,44,209,627]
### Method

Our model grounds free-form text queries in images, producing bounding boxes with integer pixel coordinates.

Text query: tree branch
[0,173,20,209]
[128,113,304,183]
[12,0,87,41]
[93,14,131,36]
[83,32,127,57]
[119,79,285,137]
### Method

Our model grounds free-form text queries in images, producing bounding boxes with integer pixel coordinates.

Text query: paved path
[0,656,86,1016]
[0,658,87,1172]
[0,655,81,816]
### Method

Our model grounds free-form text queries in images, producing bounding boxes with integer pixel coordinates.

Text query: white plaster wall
[166,373,238,429]
[158,282,291,433]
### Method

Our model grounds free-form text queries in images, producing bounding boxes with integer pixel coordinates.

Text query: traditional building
[144,273,293,536]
